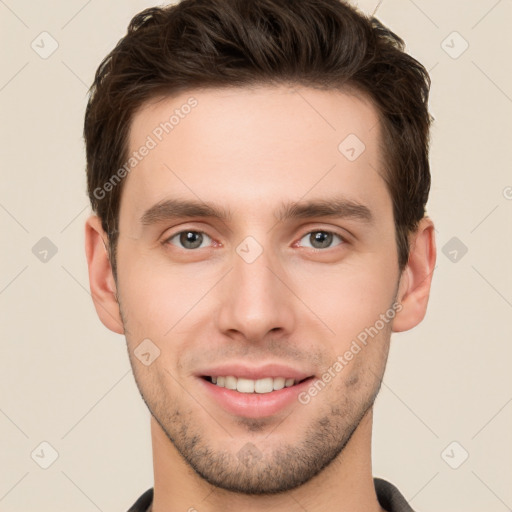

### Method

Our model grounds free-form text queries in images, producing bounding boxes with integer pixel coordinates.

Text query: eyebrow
[140,196,373,226]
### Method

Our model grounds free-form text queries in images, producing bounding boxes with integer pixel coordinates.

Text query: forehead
[120,85,388,228]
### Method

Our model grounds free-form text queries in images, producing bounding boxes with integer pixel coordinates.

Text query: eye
[165,230,213,250]
[298,230,345,250]
[163,229,345,252]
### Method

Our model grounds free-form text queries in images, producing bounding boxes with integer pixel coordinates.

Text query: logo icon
[441,32,469,59]
[31,32,59,59]
[338,134,366,162]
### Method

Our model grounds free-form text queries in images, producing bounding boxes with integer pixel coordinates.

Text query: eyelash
[162,228,347,251]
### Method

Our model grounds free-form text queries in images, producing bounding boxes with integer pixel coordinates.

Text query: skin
[85,85,436,512]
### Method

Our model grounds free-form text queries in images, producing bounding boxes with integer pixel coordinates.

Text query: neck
[150,408,385,512]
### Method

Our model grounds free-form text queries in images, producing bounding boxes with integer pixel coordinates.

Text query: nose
[215,237,297,344]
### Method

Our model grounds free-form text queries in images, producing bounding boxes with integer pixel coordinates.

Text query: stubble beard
[118,294,391,495]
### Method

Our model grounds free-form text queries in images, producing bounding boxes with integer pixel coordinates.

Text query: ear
[392,217,436,332]
[84,215,124,334]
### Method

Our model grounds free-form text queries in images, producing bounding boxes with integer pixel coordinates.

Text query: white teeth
[285,378,295,388]
[210,376,298,393]
[225,375,237,390]
[273,377,285,390]
[254,377,273,393]
[237,378,254,393]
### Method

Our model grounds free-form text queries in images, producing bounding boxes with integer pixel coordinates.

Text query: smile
[205,375,307,394]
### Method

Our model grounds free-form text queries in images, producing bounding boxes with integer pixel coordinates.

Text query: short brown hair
[84,0,431,280]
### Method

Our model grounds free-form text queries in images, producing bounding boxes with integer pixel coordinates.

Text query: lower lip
[198,377,315,418]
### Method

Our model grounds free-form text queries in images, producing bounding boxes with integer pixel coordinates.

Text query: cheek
[117,249,216,339]
[295,259,397,343]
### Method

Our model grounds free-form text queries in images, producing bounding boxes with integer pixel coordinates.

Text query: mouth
[201,375,311,394]
[198,373,316,418]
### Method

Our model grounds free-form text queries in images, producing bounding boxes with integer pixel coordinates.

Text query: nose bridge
[215,234,295,340]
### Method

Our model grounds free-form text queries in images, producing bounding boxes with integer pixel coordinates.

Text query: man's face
[115,85,401,493]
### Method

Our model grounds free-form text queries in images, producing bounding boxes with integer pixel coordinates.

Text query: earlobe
[392,217,436,333]
[84,215,124,334]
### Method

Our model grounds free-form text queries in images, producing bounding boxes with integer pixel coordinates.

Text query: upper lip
[196,363,314,381]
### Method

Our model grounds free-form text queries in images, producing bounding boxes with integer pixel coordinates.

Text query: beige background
[1,0,511,510]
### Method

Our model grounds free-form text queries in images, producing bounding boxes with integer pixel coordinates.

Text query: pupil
[312,231,331,249]
[181,231,202,249]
